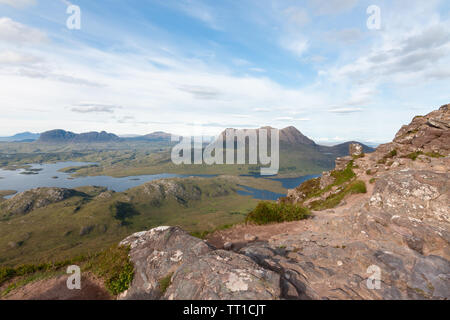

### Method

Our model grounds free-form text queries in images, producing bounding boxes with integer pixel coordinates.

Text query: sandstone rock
[118,226,212,299]
[119,227,282,300]
[349,143,363,156]
[223,242,233,250]
[244,234,258,242]
[164,249,281,300]
[335,156,353,171]
[319,171,335,189]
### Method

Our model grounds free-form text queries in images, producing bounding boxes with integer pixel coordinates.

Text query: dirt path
[2,273,113,300]
[206,178,374,249]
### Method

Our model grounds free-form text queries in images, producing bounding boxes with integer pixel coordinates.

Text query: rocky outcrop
[349,143,363,156]
[118,227,281,300]
[392,104,449,155]
[119,104,449,300]
[0,187,77,216]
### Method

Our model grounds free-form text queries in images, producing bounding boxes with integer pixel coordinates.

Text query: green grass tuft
[424,151,444,158]
[406,151,423,161]
[330,161,356,185]
[159,273,174,294]
[309,180,367,211]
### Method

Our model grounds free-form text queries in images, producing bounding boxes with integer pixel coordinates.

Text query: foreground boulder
[118,226,282,300]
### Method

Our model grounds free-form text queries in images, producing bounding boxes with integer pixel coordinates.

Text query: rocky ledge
[119,104,449,300]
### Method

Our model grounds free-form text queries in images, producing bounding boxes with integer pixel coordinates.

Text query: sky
[0,0,449,143]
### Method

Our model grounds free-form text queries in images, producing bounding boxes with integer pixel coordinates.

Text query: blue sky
[0,0,449,143]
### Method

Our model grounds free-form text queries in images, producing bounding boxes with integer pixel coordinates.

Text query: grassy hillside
[0,176,285,267]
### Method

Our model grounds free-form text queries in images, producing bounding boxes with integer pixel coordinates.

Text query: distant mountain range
[38,130,122,144]
[2,128,376,157]
[0,132,40,142]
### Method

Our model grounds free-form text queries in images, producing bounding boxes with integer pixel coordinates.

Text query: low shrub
[331,161,356,185]
[424,152,444,158]
[406,151,423,161]
[246,202,311,225]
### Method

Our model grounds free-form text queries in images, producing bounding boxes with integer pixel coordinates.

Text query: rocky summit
[117,104,450,300]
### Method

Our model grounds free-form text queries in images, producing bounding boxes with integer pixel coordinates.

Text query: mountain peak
[279,126,316,146]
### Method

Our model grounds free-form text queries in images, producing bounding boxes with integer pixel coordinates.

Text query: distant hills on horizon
[0,128,381,148]
[0,132,41,142]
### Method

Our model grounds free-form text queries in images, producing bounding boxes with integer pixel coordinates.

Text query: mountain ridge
[38,130,122,144]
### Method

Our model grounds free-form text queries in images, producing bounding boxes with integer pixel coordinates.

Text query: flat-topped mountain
[38,130,121,144]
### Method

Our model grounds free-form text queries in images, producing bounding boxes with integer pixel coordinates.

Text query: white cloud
[0,41,330,135]
[0,50,42,65]
[281,36,309,57]
[275,116,311,121]
[71,103,122,114]
[0,17,48,44]
[0,0,36,8]
[249,67,266,73]
[328,107,363,114]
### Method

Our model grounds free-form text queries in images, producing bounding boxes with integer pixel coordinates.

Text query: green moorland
[0,176,285,267]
